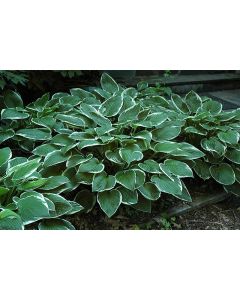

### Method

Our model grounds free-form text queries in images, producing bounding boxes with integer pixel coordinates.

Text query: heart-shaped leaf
[163,159,193,178]
[151,174,182,195]
[119,144,143,164]
[92,171,116,192]
[97,189,122,217]
[210,163,235,185]
[138,182,161,200]
[116,169,136,190]
[138,159,160,173]
[78,158,104,173]
[117,187,138,205]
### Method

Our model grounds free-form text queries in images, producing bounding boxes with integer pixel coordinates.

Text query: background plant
[0,73,239,229]
[0,71,28,90]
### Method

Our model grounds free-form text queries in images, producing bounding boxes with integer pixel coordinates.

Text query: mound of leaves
[0,73,240,229]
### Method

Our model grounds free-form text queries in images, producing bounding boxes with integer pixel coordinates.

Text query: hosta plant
[0,73,239,228]
[0,147,83,229]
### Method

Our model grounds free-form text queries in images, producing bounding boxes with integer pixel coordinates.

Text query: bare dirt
[66,196,240,230]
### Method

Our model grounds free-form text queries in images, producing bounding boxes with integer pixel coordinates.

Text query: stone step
[207,89,240,109]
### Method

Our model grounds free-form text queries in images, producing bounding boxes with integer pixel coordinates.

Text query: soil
[65,194,240,230]
[177,196,240,230]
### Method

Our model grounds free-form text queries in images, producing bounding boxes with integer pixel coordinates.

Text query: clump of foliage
[0,73,239,229]
[0,71,28,90]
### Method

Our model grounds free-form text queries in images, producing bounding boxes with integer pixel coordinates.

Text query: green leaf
[78,158,104,173]
[201,99,222,115]
[38,219,75,230]
[78,139,102,149]
[16,128,51,140]
[100,73,119,94]
[159,163,175,180]
[193,159,211,180]
[92,171,116,192]
[105,150,125,165]
[1,108,29,120]
[66,154,93,168]
[59,95,82,106]
[33,93,50,111]
[44,193,72,217]
[151,174,182,195]
[17,194,50,225]
[138,159,160,173]
[233,166,240,183]
[118,104,141,122]
[184,126,207,136]
[0,147,12,168]
[76,172,94,185]
[154,142,205,160]
[225,149,240,164]
[133,130,152,142]
[131,196,151,213]
[0,209,23,230]
[51,134,74,146]
[0,129,15,144]
[184,91,202,113]
[171,94,189,114]
[119,144,143,164]
[39,176,69,191]
[80,103,112,128]
[0,186,9,198]
[137,81,148,91]
[116,169,136,190]
[32,116,56,129]
[143,96,169,108]
[224,182,240,197]
[68,203,86,215]
[152,125,181,141]
[210,163,235,185]
[74,189,96,213]
[138,182,161,200]
[4,90,23,108]
[136,112,168,127]
[32,144,59,156]
[117,187,138,205]
[56,114,85,127]
[163,159,193,178]
[97,189,122,217]
[19,178,48,190]
[133,169,146,188]
[217,130,239,145]
[11,158,41,181]
[154,141,181,153]
[201,137,226,156]
[100,95,123,117]
[43,150,70,168]
[172,180,192,202]
[70,88,93,99]
[8,157,28,169]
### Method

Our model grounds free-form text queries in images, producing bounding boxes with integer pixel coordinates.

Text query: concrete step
[207,89,240,109]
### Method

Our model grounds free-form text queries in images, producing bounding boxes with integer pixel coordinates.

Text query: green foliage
[0,73,240,229]
[0,71,28,90]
